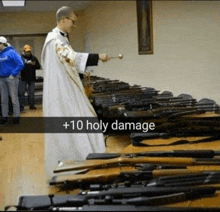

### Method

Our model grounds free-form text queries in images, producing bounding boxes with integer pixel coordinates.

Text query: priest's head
[56,6,77,35]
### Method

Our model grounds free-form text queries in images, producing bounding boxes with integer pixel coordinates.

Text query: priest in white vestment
[41,6,110,180]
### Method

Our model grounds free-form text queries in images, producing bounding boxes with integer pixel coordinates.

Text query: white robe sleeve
[75,52,89,74]
[55,40,89,75]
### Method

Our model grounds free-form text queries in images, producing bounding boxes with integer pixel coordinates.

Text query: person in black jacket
[19,45,41,111]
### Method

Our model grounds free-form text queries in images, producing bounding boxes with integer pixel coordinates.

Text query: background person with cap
[0,36,24,125]
[19,45,41,111]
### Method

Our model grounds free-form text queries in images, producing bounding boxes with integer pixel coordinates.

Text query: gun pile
[6,75,220,211]
[86,75,219,118]
[8,149,220,211]
[84,75,220,146]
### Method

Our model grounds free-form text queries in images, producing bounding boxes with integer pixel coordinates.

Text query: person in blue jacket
[0,36,24,125]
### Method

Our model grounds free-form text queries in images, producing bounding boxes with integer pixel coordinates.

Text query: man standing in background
[0,36,24,125]
[19,45,41,112]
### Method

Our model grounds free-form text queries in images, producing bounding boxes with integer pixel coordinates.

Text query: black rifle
[129,136,220,147]
[86,150,220,160]
[7,186,219,211]
[130,130,220,146]
[50,168,197,187]
[33,205,220,211]
[147,171,220,187]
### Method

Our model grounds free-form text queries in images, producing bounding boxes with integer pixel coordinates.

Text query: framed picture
[136,0,153,54]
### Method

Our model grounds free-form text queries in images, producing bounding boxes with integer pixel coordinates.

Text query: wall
[0,1,219,104]
[0,10,85,76]
[82,1,220,104]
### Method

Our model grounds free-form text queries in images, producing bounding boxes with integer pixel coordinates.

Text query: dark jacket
[0,46,24,77]
[20,53,41,82]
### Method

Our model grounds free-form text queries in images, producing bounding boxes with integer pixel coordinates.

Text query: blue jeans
[0,75,20,117]
[18,80,35,109]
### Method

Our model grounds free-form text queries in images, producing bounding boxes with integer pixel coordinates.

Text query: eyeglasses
[66,17,76,25]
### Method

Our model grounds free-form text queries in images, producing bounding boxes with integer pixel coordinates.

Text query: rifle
[10,205,220,211]
[91,86,157,99]
[129,136,220,148]
[95,96,192,110]
[107,104,205,118]
[92,83,130,93]
[51,163,187,189]
[147,173,220,187]
[50,169,220,187]
[121,109,205,118]
[130,129,220,146]
[89,171,220,191]
[8,186,220,210]
[53,157,220,174]
[86,150,220,160]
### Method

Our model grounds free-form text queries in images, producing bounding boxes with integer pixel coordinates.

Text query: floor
[0,104,131,210]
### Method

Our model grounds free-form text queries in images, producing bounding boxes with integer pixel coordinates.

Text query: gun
[121,109,205,119]
[92,82,130,94]
[8,186,220,211]
[130,129,220,146]
[147,170,220,185]
[50,164,188,189]
[86,150,220,160]
[35,205,220,211]
[89,170,220,191]
[54,157,220,174]
[50,169,220,187]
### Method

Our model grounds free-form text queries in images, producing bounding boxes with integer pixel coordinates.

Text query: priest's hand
[99,53,110,62]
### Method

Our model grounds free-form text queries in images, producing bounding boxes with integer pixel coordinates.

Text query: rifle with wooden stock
[50,163,188,186]
[53,156,220,174]
[50,163,188,188]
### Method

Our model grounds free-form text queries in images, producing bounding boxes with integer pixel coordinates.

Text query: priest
[41,6,110,180]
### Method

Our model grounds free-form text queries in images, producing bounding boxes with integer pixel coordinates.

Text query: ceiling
[0,0,91,12]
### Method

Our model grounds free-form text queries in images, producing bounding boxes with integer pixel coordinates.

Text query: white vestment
[41,27,105,179]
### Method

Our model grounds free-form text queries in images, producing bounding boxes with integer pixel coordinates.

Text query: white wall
[1,1,219,104]
[82,1,220,104]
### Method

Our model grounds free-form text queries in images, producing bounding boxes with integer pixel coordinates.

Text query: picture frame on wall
[136,0,153,54]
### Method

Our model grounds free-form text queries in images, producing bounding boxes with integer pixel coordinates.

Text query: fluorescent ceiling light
[2,0,25,7]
